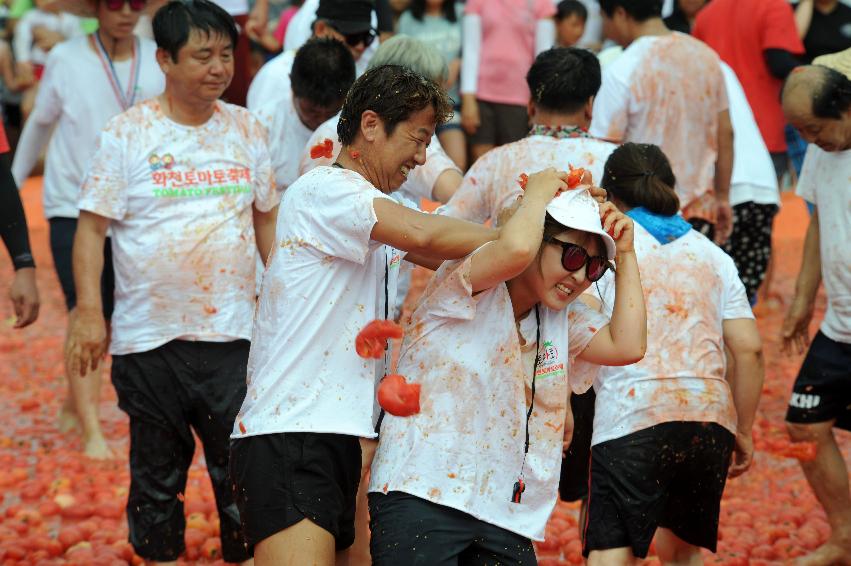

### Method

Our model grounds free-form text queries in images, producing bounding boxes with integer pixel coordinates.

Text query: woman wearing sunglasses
[368,174,646,565]
[582,143,764,565]
[11,0,163,460]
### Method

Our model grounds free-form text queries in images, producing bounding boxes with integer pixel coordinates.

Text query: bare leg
[70,361,113,459]
[437,129,467,171]
[469,143,494,166]
[57,384,80,433]
[349,438,377,566]
[255,518,335,566]
[655,528,703,566]
[587,547,636,566]
[578,497,588,544]
[787,421,851,565]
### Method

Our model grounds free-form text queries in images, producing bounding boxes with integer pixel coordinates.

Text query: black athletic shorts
[111,339,250,563]
[786,331,851,431]
[468,99,529,147]
[368,491,537,566]
[584,421,734,558]
[48,217,114,318]
[230,431,362,553]
[559,389,595,502]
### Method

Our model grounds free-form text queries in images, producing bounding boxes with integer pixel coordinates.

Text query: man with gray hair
[781,64,851,566]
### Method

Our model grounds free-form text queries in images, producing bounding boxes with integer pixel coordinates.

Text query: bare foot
[83,434,115,460]
[797,541,851,566]
[57,404,81,434]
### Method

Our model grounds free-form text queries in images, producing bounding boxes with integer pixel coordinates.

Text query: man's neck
[632,17,671,41]
[95,29,135,62]
[531,110,589,130]
[159,91,217,127]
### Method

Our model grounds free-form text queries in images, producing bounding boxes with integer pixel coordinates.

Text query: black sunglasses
[330,25,377,48]
[546,237,612,282]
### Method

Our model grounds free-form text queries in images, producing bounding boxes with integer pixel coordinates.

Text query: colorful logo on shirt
[535,340,565,380]
[148,153,176,171]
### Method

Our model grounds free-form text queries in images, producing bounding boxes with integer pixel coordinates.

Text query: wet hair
[153,0,238,61]
[367,35,448,85]
[601,143,680,215]
[527,47,600,114]
[556,0,588,22]
[599,0,663,21]
[811,65,851,119]
[337,64,453,146]
[409,0,458,22]
[291,37,356,108]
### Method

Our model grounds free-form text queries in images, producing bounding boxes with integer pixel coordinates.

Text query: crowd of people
[0,0,850,565]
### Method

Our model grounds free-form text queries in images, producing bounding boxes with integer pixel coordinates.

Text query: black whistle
[511,479,525,503]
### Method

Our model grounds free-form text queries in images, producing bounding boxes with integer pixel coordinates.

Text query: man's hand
[729,431,754,478]
[65,306,108,378]
[461,94,480,136]
[9,267,39,328]
[245,0,269,43]
[32,26,65,52]
[782,295,815,355]
[714,199,733,245]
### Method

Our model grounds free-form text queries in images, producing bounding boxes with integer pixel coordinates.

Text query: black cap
[316,0,373,34]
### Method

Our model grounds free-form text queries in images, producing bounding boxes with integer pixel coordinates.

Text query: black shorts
[230,431,362,553]
[48,217,115,318]
[559,389,595,502]
[368,491,537,566]
[111,339,250,563]
[786,331,851,431]
[468,99,529,147]
[584,421,734,558]
[723,202,778,302]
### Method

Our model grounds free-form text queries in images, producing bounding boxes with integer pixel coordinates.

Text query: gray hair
[367,34,449,84]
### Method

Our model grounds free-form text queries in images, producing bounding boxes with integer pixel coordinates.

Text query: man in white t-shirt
[229,65,509,565]
[246,0,375,110]
[592,0,734,245]
[781,65,851,566]
[11,0,165,460]
[65,2,277,563]
[252,37,355,192]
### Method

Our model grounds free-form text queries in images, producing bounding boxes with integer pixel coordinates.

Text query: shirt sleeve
[404,143,461,202]
[589,67,630,142]
[760,0,805,54]
[435,150,495,222]
[460,14,482,95]
[78,127,129,220]
[28,47,64,126]
[299,120,342,175]
[13,11,33,62]
[566,300,609,393]
[249,117,279,212]
[414,245,493,321]
[721,253,755,320]
[795,144,819,204]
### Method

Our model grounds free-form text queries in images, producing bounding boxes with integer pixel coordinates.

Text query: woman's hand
[599,201,634,254]
[461,94,480,135]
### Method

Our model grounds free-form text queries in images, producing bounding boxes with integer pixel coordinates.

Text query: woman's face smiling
[528,229,603,311]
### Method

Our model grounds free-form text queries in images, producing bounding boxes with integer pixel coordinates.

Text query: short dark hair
[599,0,663,21]
[409,0,458,22]
[153,0,238,61]
[291,38,356,107]
[812,65,851,119]
[556,0,588,22]
[526,47,601,113]
[601,143,680,216]
[337,64,453,146]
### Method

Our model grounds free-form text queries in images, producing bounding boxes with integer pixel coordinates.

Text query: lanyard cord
[373,250,391,434]
[520,305,541,476]
[93,33,140,111]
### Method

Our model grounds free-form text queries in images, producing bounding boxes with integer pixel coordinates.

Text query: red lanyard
[92,33,140,111]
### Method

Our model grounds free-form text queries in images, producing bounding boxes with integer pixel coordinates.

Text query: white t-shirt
[590,33,728,223]
[78,99,278,356]
[232,166,406,439]
[796,145,851,344]
[246,50,295,111]
[299,114,461,204]
[439,133,617,223]
[591,224,753,446]
[13,10,82,65]
[369,249,607,541]
[252,92,313,191]
[21,36,164,219]
[721,62,779,207]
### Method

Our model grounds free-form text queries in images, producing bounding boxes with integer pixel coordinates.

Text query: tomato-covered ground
[0,181,848,565]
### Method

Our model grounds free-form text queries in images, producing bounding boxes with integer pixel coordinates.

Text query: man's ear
[156,47,172,73]
[360,110,381,142]
[585,95,595,122]
[527,100,537,122]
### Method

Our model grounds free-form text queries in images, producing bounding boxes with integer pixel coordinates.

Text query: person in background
[460,0,556,164]
[271,0,303,49]
[592,0,734,245]
[282,0,393,59]
[662,0,705,34]
[11,0,165,460]
[397,0,465,169]
[0,123,38,329]
[247,0,374,110]
[782,65,851,566]
[555,0,587,47]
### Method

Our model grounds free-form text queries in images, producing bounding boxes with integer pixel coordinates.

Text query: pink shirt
[466,0,556,106]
